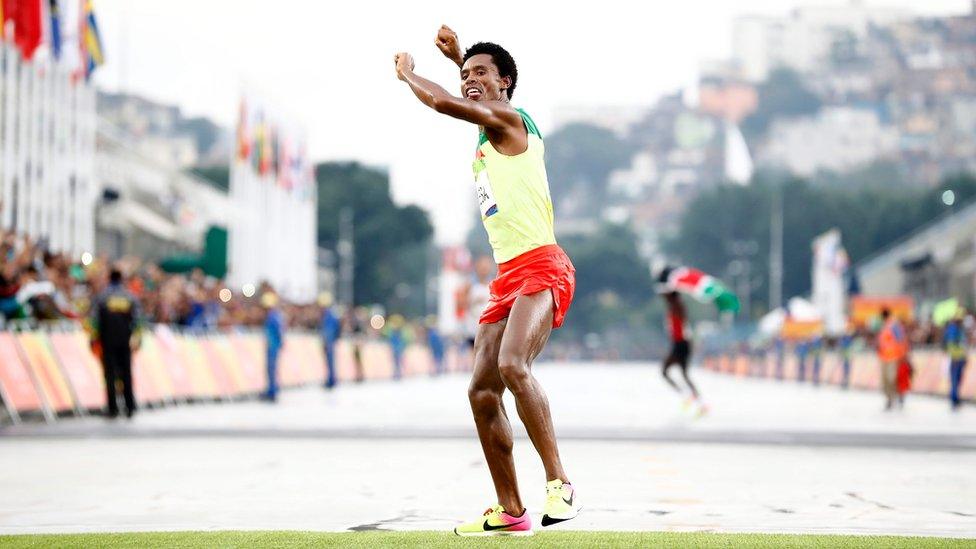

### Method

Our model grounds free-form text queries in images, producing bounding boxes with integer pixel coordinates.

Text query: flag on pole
[12,0,44,60]
[47,0,61,58]
[269,125,279,181]
[278,135,292,190]
[260,123,272,176]
[236,99,251,161]
[81,0,102,78]
[252,113,266,173]
[57,0,82,77]
[658,265,740,314]
[229,95,319,301]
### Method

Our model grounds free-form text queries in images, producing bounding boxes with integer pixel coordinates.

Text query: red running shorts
[479,244,576,329]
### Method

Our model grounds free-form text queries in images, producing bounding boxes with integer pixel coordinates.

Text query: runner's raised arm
[394,52,522,133]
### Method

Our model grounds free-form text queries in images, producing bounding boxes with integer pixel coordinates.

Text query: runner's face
[461,54,510,102]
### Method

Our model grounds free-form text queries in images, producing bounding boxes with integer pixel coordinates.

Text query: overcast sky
[94,0,971,244]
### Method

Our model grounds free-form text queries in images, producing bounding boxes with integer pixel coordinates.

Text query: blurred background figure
[944,308,968,411]
[810,335,823,386]
[262,291,285,402]
[388,314,406,381]
[345,307,366,383]
[774,337,785,380]
[319,293,341,390]
[796,338,809,384]
[426,315,445,376]
[661,291,700,406]
[876,307,909,411]
[90,269,142,419]
[839,329,854,389]
[462,256,493,350]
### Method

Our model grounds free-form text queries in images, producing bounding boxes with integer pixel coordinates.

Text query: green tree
[552,223,659,356]
[544,123,634,217]
[665,173,976,315]
[316,162,434,314]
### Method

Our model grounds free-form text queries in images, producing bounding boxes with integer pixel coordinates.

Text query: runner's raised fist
[394,52,415,80]
[435,25,463,66]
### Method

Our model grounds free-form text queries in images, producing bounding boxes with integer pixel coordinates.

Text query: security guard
[90,269,141,418]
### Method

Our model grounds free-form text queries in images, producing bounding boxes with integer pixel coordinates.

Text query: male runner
[394,25,580,536]
[661,291,700,403]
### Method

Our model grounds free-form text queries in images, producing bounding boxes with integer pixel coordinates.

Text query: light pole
[769,185,784,311]
[338,207,354,307]
[728,239,759,320]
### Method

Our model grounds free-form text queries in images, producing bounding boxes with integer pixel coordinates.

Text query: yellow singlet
[472,109,557,264]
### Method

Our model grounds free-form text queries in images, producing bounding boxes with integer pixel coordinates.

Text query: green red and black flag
[658,265,740,314]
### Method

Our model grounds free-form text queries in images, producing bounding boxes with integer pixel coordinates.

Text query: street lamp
[727,239,759,320]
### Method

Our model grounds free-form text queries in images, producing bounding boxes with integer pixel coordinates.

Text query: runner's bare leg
[468,320,524,514]
[662,356,681,392]
[497,290,568,483]
[680,363,699,398]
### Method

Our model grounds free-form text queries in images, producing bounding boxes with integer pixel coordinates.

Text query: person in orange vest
[876,307,909,411]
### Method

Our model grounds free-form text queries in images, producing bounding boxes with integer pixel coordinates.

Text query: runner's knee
[468,384,503,415]
[497,354,531,392]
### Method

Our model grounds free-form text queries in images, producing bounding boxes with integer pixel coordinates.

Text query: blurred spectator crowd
[0,229,448,359]
[0,229,325,331]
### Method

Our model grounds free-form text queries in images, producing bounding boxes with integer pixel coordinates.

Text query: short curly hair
[463,42,518,99]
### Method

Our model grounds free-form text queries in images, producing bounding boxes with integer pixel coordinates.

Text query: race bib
[476,167,498,218]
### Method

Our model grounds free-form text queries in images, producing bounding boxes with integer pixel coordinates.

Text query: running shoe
[542,479,581,526]
[453,505,533,537]
[696,402,710,418]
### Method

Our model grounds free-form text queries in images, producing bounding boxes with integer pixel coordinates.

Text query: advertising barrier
[17,332,76,413]
[0,326,459,423]
[48,332,106,411]
[0,332,46,420]
[704,347,974,400]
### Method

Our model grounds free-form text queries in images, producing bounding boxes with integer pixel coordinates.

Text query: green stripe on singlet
[477,109,541,146]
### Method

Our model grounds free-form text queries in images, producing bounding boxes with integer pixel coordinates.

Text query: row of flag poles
[0,0,104,257]
[228,97,318,302]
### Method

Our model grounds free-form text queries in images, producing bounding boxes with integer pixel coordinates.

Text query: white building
[733,2,912,81]
[95,121,231,261]
[759,107,898,176]
[608,152,657,199]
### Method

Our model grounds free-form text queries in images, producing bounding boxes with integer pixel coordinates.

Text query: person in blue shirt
[319,294,341,390]
[796,339,809,382]
[839,331,854,389]
[262,292,285,402]
[810,336,823,386]
[427,316,445,376]
[774,337,785,380]
[388,314,406,381]
[943,310,969,411]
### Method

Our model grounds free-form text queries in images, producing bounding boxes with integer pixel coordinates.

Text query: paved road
[1,363,973,537]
